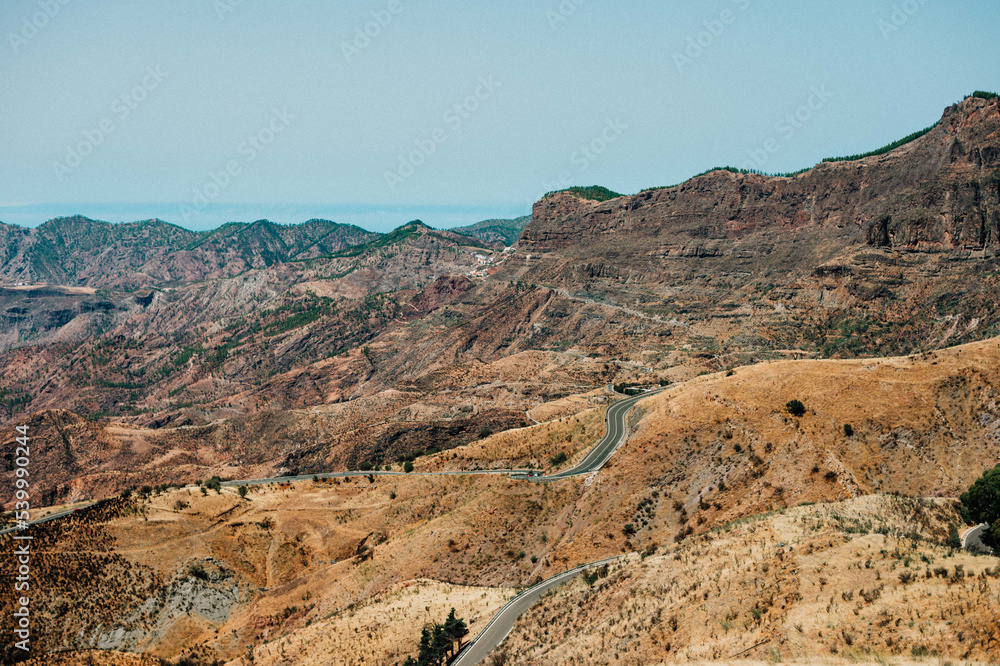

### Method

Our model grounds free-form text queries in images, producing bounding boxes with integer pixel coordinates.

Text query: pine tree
[402,610,470,665]
[444,607,469,657]
[417,626,434,665]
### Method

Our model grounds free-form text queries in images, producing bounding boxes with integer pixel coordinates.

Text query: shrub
[786,400,806,417]
[549,451,568,466]
[623,523,636,536]
[188,564,209,581]
[403,461,414,473]
[946,524,962,550]
[843,423,854,437]
[237,485,248,499]
[358,461,372,471]
[478,426,493,439]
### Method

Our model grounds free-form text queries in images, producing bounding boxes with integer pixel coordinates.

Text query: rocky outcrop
[523,96,1000,257]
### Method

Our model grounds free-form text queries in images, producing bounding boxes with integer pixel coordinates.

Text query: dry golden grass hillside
[497,495,1000,664]
[535,337,1000,568]
[5,338,1000,663]
[229,579,512,666]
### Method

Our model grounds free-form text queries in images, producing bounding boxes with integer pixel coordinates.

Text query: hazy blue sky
[1,0,997,230]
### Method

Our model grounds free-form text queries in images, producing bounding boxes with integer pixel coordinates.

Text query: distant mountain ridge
[448,215,531,245]
[0,213,522,289]
[0,216,498,288]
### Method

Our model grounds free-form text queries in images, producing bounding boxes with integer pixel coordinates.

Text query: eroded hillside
[4,338,1000,662]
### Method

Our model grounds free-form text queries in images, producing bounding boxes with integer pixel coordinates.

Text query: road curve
[962,523,992,554]
[452,556,623,666]
[1,386,656,664]
[516,387,664,482]
[1,387,661,540]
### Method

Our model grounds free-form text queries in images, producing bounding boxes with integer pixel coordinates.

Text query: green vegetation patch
[960,464,1000,551]
[549,185,623,202]
[822,123,937,163]
[330,221,425,258]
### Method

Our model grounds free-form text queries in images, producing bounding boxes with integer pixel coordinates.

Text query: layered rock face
[498,96,1000,364]
[524,96,1000,258]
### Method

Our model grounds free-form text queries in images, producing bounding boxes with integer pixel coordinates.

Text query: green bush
[549,451,568,467]
[946,524,962,550]
[188,564,209,581]
[403,461,414,473]
[786,400,806,417]
[843,424,854,437]
[960,465,1000,550]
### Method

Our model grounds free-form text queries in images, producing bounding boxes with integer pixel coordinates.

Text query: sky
[0,0,998,231]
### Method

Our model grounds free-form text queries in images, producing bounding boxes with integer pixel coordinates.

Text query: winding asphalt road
[962,523,993,554]
[2,386,657,528]
[1,386,661,663]
[515,387,663,481]
[452,556,623,666]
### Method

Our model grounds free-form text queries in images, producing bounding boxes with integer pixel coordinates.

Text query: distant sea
[0,202,530,233]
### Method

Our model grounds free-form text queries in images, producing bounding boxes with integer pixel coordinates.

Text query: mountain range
[1,93,999,664]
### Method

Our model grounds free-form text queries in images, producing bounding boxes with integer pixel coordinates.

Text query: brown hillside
[4,338,1000,662]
